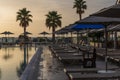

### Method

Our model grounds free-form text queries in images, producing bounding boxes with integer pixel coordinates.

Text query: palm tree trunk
[23,26,27,66]
[24,27,26,44]
[24,44,27,67]
[52,26,55,43]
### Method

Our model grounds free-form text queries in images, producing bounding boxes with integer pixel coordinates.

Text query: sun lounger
[64,67,98,74]
[54,50,77,53]
[58,56,83,65]
[64,66,119,74]
[51,49,78,58]
[59,56,83,60]
[68,72,120,80]
[56,53,82,58]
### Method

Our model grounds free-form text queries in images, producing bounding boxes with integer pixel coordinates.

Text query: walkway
[37,46,69,80]
[37,45,120,80]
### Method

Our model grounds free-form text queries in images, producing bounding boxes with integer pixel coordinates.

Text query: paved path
[37,46,69,80]
[37,46,120,80]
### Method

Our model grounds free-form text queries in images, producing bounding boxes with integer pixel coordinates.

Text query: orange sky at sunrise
[0,0,116,37]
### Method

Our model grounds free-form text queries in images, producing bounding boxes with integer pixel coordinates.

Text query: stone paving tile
[37,46,120,80]
[37,46,69,80]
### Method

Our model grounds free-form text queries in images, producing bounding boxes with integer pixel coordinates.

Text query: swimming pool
[0,45,36,80]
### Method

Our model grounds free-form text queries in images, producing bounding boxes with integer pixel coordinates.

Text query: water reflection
[3,47,13,60]
[16,44,32,77]
[16,60,26,77]
[0,45,35,80]
[0,69,1,79]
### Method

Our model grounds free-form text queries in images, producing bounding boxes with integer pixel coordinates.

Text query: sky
[0,0,116,37]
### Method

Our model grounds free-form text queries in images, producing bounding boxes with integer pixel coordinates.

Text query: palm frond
[16,8,33,28]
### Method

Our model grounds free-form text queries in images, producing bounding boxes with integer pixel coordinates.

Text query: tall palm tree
[45,11,62,43]
[16,8,33,42]
[16,8,32,68]
[73,0,87,20]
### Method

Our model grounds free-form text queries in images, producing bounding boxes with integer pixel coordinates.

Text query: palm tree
[16,8,32,68]
[45,11,62,43]
[16,8,33,42]
[73,0,87,20]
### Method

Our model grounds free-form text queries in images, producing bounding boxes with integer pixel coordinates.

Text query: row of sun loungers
[96,48,120,66]
[64,65,120,80]
[49,44,120,80]
[68,72,120,80]
[49,44,83,65]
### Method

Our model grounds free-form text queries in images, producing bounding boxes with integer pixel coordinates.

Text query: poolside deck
[37,46,69,80]
[36,45,120,80]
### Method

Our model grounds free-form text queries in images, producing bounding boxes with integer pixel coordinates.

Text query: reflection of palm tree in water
[0,69,1,79]
[26,44,29,64]
[16,44,29,77]
[3,47,13,60]
[24,44,30,64]
[19,44,31,63]
[16,60,27,77]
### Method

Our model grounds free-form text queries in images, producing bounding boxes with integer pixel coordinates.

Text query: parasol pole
[104,26,108,71]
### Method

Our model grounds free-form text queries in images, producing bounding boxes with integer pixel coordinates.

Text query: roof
[77,16,120,24]
[91,4,120,18]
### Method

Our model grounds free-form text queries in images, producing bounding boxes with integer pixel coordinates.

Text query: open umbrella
[7,31,14,35]
[76,3,120,72]
[76,16,115,72]
[7,31,14,38]
[91,4,120,18]
[1,31,8,43]
[1,31,14,35]
[89,3,120,72]
[1,31,14,43]
[1,31,8,35]
[39,31,49,37]
[54,28,68,35]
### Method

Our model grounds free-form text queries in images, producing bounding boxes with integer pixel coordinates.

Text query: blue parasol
[71,24,104,30]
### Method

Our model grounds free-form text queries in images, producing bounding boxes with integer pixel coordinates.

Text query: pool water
[0,45,36,80]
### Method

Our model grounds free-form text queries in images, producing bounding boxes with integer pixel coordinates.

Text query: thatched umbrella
[1,31,14,43]
[20,31,32,44]
[1,31,14,35]
[7,31,14,37]
[1,31,10,36]
[39,31,49,37]
[7,31,14,35]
